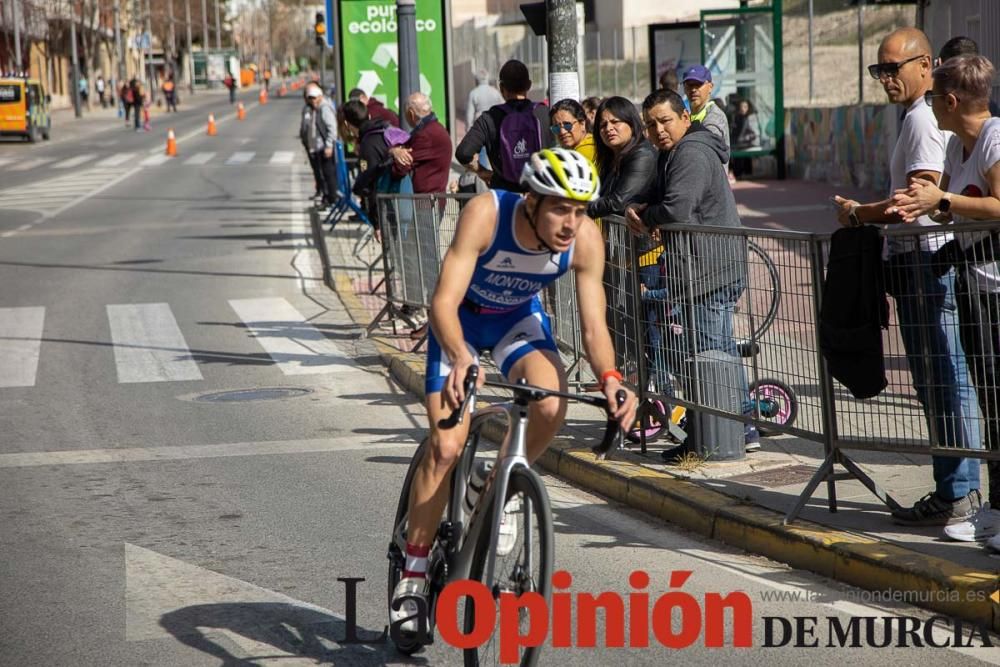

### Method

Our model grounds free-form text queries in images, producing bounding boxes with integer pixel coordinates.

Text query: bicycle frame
[444,392,535,593]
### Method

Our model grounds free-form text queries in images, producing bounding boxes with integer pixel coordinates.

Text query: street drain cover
[195,387,313,403]
[726,464,818,488]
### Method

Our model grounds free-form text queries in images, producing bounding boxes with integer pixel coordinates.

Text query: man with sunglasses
[832,28,983,527]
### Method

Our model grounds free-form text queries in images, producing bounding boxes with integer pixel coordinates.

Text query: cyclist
[391,147,638,631]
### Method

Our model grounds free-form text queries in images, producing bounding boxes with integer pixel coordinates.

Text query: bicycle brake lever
[437,366,479,429]
[592,390,627,461]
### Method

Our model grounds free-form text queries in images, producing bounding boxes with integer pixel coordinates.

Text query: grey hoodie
[642,126,746,299]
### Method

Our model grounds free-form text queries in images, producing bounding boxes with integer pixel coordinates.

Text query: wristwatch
[938,193,952,213]
[848,205,862,227]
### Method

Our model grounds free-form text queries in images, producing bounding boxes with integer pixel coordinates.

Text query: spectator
[303,83,339,208]
[96,75,106,108]
[347,87,400,127]
[588,96,655,219]
[658,68,679,93]
[342,98,393,237]
[581,96,601,131]
[78,74,89,108]
[890,54,1000,539]
[389,91,453,338]
[299,87,323,200]
[730,97,761,179]
[390,92,452,194]
[454,59,551,193]
[548,98,596,165]
[935,36,1000,117]
[131,79,144,131]
[223,70,236,104]
[459,69,504,195]
[465,68,504,132]
[626,88,755,459]
[833,28,983,529]
[682,65,730,171]
[121,79,134,126]
[162,74,177,112]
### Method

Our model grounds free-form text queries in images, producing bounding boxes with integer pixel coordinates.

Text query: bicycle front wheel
[462,467,553,667]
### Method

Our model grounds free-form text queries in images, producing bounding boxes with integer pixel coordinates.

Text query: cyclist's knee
[426,430,465,473]
[531,395,566,428]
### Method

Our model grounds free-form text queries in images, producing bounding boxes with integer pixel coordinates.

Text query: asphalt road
[0,95,996,666]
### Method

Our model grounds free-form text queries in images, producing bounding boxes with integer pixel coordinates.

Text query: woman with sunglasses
[891,55,1000,533]
[548,98,596,164]
[587,96,656,220]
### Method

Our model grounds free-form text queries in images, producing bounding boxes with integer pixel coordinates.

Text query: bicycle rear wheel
[463,467,553,667]
[387,437,428,655]
[734,239,781,341]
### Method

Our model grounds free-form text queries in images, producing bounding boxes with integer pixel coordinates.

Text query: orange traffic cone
[237,102,246,121]
[165,128,177,156]
[259,87,268,105]
[279,83,287,97]
[207,113,217,136]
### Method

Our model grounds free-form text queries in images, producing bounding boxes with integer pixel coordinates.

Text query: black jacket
[353,118,391,197]
[587,140,656,219]
[455,99,551,192]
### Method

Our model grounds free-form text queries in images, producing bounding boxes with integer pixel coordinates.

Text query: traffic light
[315,12,326,47]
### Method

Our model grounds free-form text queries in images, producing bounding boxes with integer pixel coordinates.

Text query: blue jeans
[681,281,750,412]
[885,252,981,500]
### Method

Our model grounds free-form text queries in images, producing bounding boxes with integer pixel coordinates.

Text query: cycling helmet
[520,147,600,202]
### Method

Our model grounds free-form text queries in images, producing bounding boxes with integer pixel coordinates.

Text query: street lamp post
[13,0,23,71]
[114,0,124,85]
[214,0,221,50]
[396,0,419,128]
[70,12,82,117]
[185,0,194,93]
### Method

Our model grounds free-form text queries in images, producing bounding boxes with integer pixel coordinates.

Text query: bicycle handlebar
[437,367,626,455]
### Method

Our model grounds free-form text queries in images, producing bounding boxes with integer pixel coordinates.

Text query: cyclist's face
[530,195,588,252]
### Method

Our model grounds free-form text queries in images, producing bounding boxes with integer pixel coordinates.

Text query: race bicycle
[387,366,625,665]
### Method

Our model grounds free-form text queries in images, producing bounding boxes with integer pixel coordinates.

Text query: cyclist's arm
[572,220,636,425]
[429,193,496,400]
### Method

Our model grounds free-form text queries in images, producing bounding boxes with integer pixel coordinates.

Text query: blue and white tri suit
[425,190,574,394]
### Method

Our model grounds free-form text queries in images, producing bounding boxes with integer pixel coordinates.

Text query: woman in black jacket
[588,96,657,219]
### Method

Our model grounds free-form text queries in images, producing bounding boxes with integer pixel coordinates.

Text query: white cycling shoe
[496,497,522,557]
[390,576,429,634]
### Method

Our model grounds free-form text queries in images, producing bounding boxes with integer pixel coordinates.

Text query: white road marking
[228,297,352,375]
[288,162,317,283]
[52,154,96,169]
[43,167,141,220]
[0,307,45,388]
[106,303,203,383]
[125,543,347,652]
[184,151,215,165]
[269,151,294,165]
[139,153,171,167]
[225,151,255,165]
[0,435,417,467]
[0,156,15,167]
[96,152,136,167]
[8,157,53,171]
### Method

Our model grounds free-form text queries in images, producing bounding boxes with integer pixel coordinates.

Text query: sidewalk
[312,181,1000,632]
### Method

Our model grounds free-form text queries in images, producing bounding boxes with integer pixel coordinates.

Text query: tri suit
[425,190,574,394]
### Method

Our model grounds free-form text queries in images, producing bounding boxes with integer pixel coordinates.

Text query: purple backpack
[497,102,542,183]
[362,125,411,148]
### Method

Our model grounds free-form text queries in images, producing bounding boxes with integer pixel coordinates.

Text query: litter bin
[684,349,745,461]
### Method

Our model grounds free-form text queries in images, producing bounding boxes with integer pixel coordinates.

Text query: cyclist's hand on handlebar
[444,357,483,410]
[602,378,637,431]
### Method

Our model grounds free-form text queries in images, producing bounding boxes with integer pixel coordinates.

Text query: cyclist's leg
[507,349,567,463]
[492,302,567,463]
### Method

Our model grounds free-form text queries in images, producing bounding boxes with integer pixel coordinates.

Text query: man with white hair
[389,92,452,194]
[304,82,339,207]
[465,68,504,131]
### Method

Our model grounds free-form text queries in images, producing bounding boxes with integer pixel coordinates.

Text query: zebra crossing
[0,166,139,219]
[0,150,305,173]
[0,298,353,388]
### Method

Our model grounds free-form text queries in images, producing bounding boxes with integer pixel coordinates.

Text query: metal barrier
[360,193,1000,522]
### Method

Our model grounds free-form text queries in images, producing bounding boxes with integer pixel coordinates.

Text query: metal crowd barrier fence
[364,193,1000,522]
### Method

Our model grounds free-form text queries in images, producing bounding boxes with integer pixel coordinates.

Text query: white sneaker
[390,576,428,634]
[496,497,521,557]
[944,502,1000,542]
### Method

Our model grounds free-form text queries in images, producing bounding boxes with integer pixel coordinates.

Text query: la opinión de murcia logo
[331,572,994,660]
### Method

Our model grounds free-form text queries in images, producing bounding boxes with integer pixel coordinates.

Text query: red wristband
[599,369,623,389]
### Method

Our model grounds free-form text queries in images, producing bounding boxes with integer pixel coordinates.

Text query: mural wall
[784,104,900,193]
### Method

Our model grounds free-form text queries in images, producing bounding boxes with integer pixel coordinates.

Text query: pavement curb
[329,270,1000,631]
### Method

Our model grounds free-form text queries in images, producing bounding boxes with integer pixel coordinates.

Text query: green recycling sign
[338,0,449,127]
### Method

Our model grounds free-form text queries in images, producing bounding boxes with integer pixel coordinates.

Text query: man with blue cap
[682,64,730,170]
